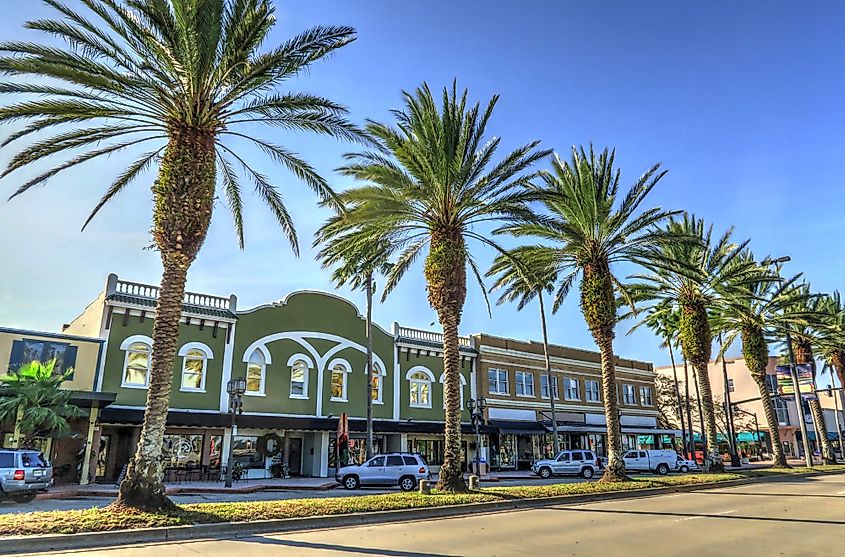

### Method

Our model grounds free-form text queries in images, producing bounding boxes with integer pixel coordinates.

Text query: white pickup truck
[622,449,677,475]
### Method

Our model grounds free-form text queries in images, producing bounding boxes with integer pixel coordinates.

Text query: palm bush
[0,0,364,509]
[0,360,83,449]
[497,146,679,481]
[322,82,550,491]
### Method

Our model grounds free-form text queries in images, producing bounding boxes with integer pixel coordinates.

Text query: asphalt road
[22,472,845,556]
[0,476,588,514]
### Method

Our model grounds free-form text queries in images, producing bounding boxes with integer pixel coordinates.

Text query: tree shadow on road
[237,535,459,557]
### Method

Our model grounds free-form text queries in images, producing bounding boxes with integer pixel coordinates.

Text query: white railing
[112,278,233,311]
[396,325,473,348]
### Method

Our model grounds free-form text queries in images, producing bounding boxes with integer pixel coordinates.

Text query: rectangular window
[515,371,534,397]
[540,375,559,399]
[639,386,653,406]
[774,397,790,425]
[410,379,431,407]
[123,342,150,387]
[727,378,735,393]
[765,374,778,394]
[585,380,601,402]
[622,384,636,405]
[564,378,580,401]
[180,350,206,391]
[290,360,308,398]
[246,363,263,394]
[488,368,509,395]
[331,368,347,401]
[371,374,382,402]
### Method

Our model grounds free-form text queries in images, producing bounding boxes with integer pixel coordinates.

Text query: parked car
[675,457,701,473]
[622,449,677,475]
[0,449,53,503]
[531,450,599,479]
[336,453,429,491]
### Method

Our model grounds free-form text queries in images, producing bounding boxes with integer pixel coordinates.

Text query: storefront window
[208,435,222,468]
[162,434,203,467]
[408,437,444,466]
[232,435,264,469]
[329,435,383,468]
[493,434,516,469]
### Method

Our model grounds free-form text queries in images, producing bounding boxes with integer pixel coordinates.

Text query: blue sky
[1,0,844,372]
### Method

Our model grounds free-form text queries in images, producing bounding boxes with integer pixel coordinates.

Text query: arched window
[177,343,213,392]
[246,349,266,395]
[290,359,309,398]
[122,341,151,388]
[371,362,385,404]
[329,359,351,402]
[408,370,433,408]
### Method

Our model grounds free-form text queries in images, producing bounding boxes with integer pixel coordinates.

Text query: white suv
[336,453,430,491]
[531,450,599,479]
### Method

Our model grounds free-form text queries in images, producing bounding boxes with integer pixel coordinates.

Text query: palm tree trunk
[580,263,627,482]
[792,339,835,463]
[538,292,559,455]
[425,232,468,492]
[749,372,788,467]
[683,357,695,458]
[117,128,216,510]
[365,272,375,460]
[691,364,708,464]
[679,302,724,472]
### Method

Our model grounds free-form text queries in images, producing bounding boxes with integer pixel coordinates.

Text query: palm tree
[0,0,364,509]
[714,253,811,468]
[818,291,845,398]
[324,82,550,492]
[497,146,679,481]
[315,220,392,460]
[629,302,689,456]
[787,285,836,464]
[0,360,83,449]
[629,214,759,472]
[488,246,562,454]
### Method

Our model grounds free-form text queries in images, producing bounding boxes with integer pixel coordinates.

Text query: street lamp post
[765,256,813,467]
[466,397,487,477]
[224,377,246,488]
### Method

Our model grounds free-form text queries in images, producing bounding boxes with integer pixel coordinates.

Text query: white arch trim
[406,366,435,382]
[241,332,387,375]
[368,361,388,375]
[243,344,272,365]
[287,352,315,369]
[120,335,153,350]
[438,372,467,385]
[327,357,352,372]
[178,342,214,359]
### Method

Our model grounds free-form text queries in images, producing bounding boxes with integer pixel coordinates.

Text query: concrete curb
[0,473,824,555]
[35,482,337,501]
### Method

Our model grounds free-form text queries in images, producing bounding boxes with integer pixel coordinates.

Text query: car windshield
[21,452,49,468]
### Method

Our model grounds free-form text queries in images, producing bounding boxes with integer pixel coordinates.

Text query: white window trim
[585,379,601,402]
[288,353,313,400]
[370,362,386,405]
[177,342,213,393]
[328,357,351,402]
[514,371,535,398]
[540,374,559,400]
[639,386,653,407]
[488,368,509,395]
[245,348,267,397]
[120,335,153,389]
[564,377,581,401]
[623,384,636,405]
[407,366,434,408]
[438,372,467,409]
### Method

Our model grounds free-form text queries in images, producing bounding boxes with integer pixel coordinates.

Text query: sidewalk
[38,476,337,500]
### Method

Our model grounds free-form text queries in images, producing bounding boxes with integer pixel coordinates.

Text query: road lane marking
[677,509,736,522]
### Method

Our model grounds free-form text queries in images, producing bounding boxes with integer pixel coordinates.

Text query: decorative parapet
[394,323,475,353]
[104,273,237,320]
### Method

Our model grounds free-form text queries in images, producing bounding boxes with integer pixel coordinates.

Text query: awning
[804,430,839,442]
[542,422,681,436]
[488,420,548,435]
[100,408,484,435]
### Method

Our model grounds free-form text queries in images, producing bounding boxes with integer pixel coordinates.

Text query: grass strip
[1,466,841,538]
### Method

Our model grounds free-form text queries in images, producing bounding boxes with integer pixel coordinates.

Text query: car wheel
[399,476,416,492]
[343,475,359,490]
[10,492,37,504]
[580,467,595,479]
[656,464,669,476]
[539,467,552,479]
[680,465,689,473]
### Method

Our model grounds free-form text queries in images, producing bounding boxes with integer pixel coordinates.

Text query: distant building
[656,356,845,460]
